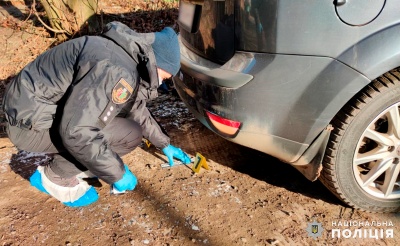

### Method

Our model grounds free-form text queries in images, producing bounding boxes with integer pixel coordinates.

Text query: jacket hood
[102,21,159,92]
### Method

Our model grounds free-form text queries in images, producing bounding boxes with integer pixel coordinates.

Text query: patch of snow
[15,150,52,166]
[209,180,233,197]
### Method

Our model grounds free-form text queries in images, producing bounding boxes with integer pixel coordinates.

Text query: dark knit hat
[152,27,180,76]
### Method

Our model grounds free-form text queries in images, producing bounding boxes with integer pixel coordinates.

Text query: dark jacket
[2,22,170,183]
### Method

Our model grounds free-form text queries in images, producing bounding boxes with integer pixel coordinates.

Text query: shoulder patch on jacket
[112,78,134,104]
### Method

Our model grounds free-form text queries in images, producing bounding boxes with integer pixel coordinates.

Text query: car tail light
[206,111,241,137]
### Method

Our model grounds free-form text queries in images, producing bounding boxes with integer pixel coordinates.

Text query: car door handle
[335,0,346,6]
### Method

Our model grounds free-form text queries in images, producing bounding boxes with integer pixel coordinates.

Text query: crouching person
[2,21,191,207]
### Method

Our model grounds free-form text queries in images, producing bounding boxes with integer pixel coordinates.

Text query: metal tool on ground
[160,157,196,168]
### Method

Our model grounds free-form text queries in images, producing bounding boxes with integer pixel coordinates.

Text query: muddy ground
[0,1,399,245]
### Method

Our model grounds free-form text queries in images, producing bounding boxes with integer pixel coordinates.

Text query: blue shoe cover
[29,170,49,194]
[63,186,99,207]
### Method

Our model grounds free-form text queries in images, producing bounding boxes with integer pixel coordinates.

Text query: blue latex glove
[162,144,191,166]
[113,164,137,192]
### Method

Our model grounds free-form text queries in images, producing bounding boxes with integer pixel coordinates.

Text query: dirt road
[0,93,399,245]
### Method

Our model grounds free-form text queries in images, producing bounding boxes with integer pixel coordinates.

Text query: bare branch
[32,0,70,34]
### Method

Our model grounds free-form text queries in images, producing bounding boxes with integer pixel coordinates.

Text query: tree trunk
[39,0,98,41]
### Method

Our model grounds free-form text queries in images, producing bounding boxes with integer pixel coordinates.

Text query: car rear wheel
[320,68,400,213]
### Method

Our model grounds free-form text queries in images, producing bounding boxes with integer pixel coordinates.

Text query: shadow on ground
[142,89,346,208]
[8,151,51,179]
[164,121,345,208]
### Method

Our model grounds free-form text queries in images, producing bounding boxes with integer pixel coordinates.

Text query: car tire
[320,68,400,213]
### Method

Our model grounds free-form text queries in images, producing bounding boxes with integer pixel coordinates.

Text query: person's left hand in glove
[162,144,191,166]
[113,164,137,192]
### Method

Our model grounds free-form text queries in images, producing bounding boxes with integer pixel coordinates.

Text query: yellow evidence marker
[192,152,209,173]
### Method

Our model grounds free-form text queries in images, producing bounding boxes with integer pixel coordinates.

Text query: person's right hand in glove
[113,164,137,192]
[162,144,191,166]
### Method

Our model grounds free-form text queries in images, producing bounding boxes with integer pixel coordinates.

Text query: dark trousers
[7,117,142,179]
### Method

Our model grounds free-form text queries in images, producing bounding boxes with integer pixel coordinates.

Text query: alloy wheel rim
[353,102,400,199]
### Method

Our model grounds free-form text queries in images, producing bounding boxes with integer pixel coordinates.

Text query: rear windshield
[179,0,235,64]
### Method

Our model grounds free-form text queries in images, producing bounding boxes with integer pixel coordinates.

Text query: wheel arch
[337,22,400,81]
[282,23,400,151]
[291,65,400,182]
[318,68,400,212]
[294,20,400,169]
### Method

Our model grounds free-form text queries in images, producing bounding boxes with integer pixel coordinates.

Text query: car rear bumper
[174,69,309,163]
[174,37,371,163]
[174,40,310,162]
